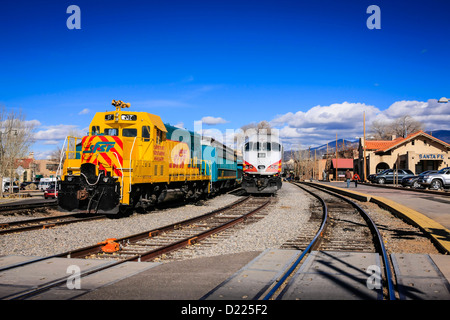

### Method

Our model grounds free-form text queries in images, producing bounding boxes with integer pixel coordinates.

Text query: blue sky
[1,0,450,158]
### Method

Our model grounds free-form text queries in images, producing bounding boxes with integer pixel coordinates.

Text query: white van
[2,178,19,193]
[38,178,57,191]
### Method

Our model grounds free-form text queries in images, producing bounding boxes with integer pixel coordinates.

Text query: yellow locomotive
[58,100,215,214]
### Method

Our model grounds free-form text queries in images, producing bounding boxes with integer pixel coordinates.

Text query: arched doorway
[376,162,389,173]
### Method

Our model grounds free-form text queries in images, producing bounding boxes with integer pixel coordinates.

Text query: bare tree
[235,120,273,150]
[370,115,424,140]
[390,115,423,138]
[0,107,36,196]
[370,119,392,140]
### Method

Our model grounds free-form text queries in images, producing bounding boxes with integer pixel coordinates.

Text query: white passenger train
[242,133,282,193]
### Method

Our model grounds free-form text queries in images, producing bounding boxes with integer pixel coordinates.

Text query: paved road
[316,181,450,230]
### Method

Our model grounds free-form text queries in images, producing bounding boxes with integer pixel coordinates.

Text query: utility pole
[363,112,367,182]
[335,133,338,181]
[314,149,317,180]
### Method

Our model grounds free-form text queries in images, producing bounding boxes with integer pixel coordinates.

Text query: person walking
[352,173,360,188]
[345,169,352,188]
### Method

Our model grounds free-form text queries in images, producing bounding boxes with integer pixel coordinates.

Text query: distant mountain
[310,139,358,152]
[426,130,450,144]
[283,138,357,160]
[283,130,450,161]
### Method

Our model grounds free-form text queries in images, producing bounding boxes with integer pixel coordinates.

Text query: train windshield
[104,128,119,136]
[271,142,281,151]
[123,128,137,137]
[245,141,281,151]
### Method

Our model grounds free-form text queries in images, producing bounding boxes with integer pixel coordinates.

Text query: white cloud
[78,108,90,115]
[270,102,378,147]
[384,99,450,129]
[34,124,83,141]
[33,150,54,160]
[26,119,42,127]
[42,140,60,145]
[201,116,229,125]
[270,99,450,149]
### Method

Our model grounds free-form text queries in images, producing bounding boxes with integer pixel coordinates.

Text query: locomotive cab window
[271,142,281,151]
[123,128,137,137]
[91,126,100,135]
[156,128,164,144]
[104,128,119,136]
[142,126,151,141]
[245,142,253,151]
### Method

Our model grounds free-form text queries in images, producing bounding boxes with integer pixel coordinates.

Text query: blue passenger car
[201,136,239,193]
[164,123,202,161]
[164,124,239,193]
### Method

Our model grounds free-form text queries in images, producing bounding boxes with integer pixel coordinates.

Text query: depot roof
[365,131,450,154]
[331,158,353,169]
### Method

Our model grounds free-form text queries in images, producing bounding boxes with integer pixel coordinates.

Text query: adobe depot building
[356,130,450,179]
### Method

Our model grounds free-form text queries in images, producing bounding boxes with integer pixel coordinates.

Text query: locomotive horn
[111,100,130,110]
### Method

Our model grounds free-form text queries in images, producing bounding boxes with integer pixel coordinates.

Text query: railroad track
[281,183,376,252]
[71,196,271,262]
[261,182,396,300]
[0,195,273,300]
[0,213,106,235]
[0,200,57,215]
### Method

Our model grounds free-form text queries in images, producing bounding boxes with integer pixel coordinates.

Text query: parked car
[44,186,58,199]
[368,169,390,183]
[418,167,450,190]
[401,170,437,189]
[372,169,415,184]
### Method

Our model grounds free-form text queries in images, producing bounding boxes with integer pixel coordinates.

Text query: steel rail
[301,182,396,300]
[128,198,271,262]
[0,196,253,275]
[6,196,270,300]
[0,214,106,235]
[60,195,253,259]
[262,183,328,300]
[0,200,57,214]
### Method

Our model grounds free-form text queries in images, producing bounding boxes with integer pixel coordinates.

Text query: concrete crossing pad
[0,255,159,300]
[278,251,383,300]
[391,253,450,300]
[202,249,301,300]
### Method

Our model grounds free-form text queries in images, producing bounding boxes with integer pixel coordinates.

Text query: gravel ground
[0,192,245,257]
[361,201,440,255]
[0,184,311,258]
[173,182,311,261]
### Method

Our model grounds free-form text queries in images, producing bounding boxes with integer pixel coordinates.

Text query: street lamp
[438,97,449,103]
